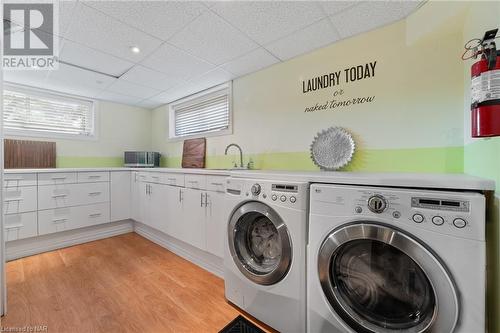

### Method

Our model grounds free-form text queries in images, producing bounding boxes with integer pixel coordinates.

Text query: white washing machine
[308,184,486,333]
[224,177,309,333]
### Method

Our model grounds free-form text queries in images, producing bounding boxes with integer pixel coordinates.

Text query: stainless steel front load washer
[224,177,309,333]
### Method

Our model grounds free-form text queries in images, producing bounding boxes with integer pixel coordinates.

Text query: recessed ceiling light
[130,46,141,54]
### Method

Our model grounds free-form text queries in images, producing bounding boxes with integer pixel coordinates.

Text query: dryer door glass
[331,239,435,330]
[318,223,459,333]
[228,202,292,285]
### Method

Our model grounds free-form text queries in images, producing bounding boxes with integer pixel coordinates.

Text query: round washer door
[228,201,292,285]
[318,223,458,333]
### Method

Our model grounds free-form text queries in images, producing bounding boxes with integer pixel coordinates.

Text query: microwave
[124,151,161,168]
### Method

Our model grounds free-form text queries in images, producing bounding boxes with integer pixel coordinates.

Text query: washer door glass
[332,240,435,330]
[229,202,292,285]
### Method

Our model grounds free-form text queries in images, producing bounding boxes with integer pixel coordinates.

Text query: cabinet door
[182,188,206,251]
[138,182,151,226]
[131,172,141,222]
[149,183,169,233]
[165,185,183,238]
[206,191,227,258]
[110,171,131,221]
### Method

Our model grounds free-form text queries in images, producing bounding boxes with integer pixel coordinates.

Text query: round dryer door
[228,201,292,285]
[318,223,458,333]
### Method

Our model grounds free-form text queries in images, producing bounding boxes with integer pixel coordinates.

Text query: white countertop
[4,168,495,191]
[229,170,496,191]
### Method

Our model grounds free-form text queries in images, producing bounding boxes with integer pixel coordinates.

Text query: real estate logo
[2,1,59,70]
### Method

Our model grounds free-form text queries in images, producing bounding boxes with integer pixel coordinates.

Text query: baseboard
[134,222,224,278]
[5,220,134,261]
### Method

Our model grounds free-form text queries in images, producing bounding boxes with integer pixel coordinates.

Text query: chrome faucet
[225,143,244,168]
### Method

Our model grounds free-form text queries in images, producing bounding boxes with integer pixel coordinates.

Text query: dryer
[224,177,309,333]
[308,184,486,333]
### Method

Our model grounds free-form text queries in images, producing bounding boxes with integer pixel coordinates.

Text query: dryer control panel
[310,184,485,241]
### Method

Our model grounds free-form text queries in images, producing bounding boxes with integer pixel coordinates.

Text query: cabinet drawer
[4,173,37,187]
[164,173,185,187]
[4,186,37,214]
[38,172,77,185]
[38,203,110,235]
[38,182,110,210]
[78,172,110,183]
[146,172,164,184]
[185,175,206,190]
[4,212,37,241]
[206,176,227,193]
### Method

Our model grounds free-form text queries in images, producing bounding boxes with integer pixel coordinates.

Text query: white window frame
[3,84,99,141]
[168,82,232,141]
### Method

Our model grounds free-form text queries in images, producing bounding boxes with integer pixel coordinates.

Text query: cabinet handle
[150,184,153,195]
[152,176,160,179]
[88,192,102,196]
[4,198,23,202]
[51,176,67,180]
[89,213,102,218]
[204,193,209,207]
[5,224,23,230]
[179,189,183,202]
[200,192,203,207]
[88,175,101,178]
[211,182,223,186]
[6,177,24,181]
[52,194,68,198]
[52,218,68,224]
[167,178,176,181]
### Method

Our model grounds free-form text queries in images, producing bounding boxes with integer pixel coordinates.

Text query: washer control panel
[228,178,308,210]
[311,184,485,241]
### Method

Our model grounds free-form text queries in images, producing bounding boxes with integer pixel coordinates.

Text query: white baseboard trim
[134,222,224,278]
[6,220,134,261]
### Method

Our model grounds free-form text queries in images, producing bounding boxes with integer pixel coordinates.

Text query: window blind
[3,88,95,137]
[172,87,230,138]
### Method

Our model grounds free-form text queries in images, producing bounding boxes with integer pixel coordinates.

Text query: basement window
[168,83,232,140]
[3,85,96,140]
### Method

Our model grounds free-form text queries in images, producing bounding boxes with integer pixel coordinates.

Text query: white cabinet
[38,203,110,235]
[165,185,183,238]
[206,191,227,258]
[150,183,169,233]
[38,182,109,210]
[4,186,37,214]
[4,173,36,187]
[110,171,131,221]
[181,188,207,250]
[4,212,37,241]
[131,172,141,222]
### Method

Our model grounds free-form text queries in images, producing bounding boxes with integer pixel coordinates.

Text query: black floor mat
[219,315,265,333]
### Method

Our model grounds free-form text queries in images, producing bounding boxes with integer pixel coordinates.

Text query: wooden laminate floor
[1,233,276,333]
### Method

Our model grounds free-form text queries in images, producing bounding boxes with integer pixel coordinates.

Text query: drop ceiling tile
[97,90,143,106]
[135,99,163,109]
[59,39,134,77]
[141,43,214,81]
[211,1,326,45]
[106,79,161,99]
[4,69,50,87]
[44,63,116,98]
[64,3,163,62]
[58,0,78,36]
[330,1,422,39]
[266,18,340,61]
[120,65,183,91]
[155,68,233,103]
[169,11,258,65]
[222,48,279,77]
[319,1,359,16]
[84,1,206,41]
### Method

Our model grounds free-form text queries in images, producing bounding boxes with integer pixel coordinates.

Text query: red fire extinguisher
[465,29,500,137]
